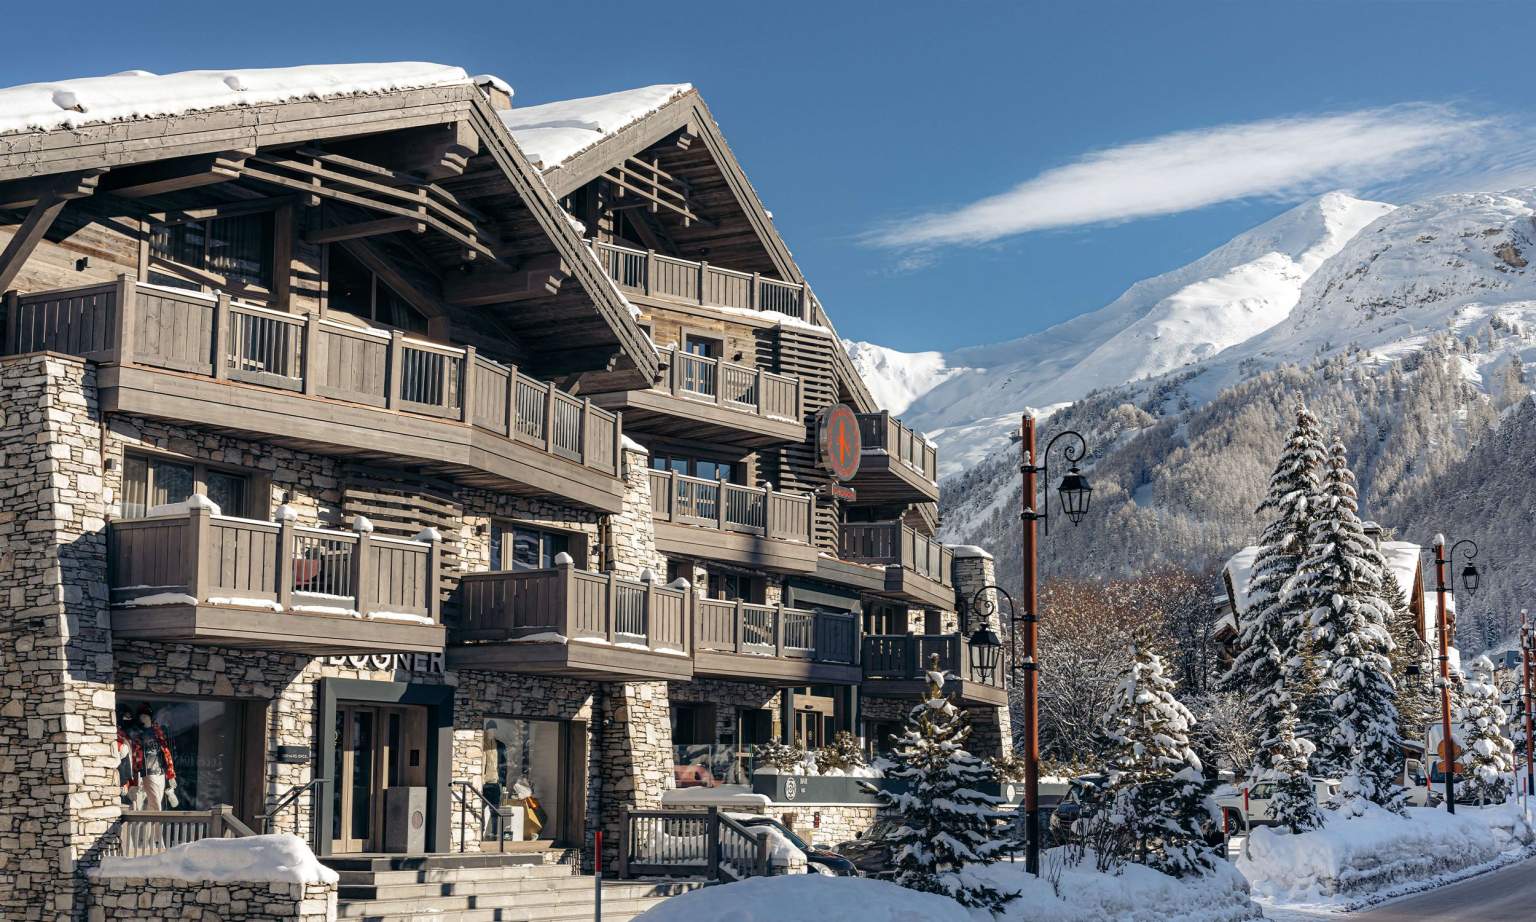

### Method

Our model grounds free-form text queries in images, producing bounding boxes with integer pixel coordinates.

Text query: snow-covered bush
[1457,654,1515,805]
[992,750,1027,782]
[754,740,807,773]
[813,731,866,774]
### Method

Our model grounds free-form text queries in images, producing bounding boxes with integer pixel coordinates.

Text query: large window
[489,523,574,572]
[116,696,248,814]
[481,718,569,843]
[120,453,255,519]
[148,211,275,295]
[326,246,429,334]
[648,453,737,484]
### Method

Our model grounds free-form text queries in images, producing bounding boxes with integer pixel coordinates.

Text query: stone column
[0,354,120,921]
[608,440,668,579]
[594,681,672,872]
[949,545,1015,759]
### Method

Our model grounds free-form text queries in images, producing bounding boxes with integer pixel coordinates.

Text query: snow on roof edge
[500,83,694,171]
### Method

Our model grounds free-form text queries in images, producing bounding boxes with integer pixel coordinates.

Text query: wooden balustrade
[839,522,953,587]
[659,346,802,422]
[860,633,1002,688]
[110,806,256,858]
[0,277,621,477]
[617,807,773,881]
[694,598,858,664]
[648,470,813,544]
[856,411,939,484]
[590,240,811,322]
[108,505,440,624]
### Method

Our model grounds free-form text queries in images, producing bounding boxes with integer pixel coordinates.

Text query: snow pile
[1238,801,1535,906]
[501,84,693,170]
[94,834,338,885]
[632,874,972,922]
[0,63,470,135]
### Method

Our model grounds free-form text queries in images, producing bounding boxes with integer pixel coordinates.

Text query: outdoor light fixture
[1461,562,1480,595]
[968,624,1003,684]
[1057,465,1092,525]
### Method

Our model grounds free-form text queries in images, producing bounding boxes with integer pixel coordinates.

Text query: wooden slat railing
[109,805,255,858]
[695,598,858,664]
[856,411,939,484]
[659,347,802,422]
[860,633,1003,688]
[617,807,772,881]
[590,240,811,322]
[107,504,440,624]
[456,560,692,654]
[648,470,813,545]
[0,277,621,478]
[839,522,953,587]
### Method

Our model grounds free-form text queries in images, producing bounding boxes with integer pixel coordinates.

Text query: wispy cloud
[866,104,1499,249]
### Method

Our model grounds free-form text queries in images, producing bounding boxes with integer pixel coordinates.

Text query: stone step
[335,863,579,887]
[336,889,678,921]
[336,894,675,922]
[340,874,686,902]
[322,852,548,874]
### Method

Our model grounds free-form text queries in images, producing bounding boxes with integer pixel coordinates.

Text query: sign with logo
[325,652,445,676]
[826,483,857,502]
[818,404,862,481]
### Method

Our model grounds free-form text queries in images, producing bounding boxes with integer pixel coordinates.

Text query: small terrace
[596,345,804,447]
[648,470,818,573]
[860,633,1007,707]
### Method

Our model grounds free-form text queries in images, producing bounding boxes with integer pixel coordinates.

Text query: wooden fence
[591,240,812,323]
[617,807,773,881]
[456,562,691,653]
[648,470,813,545]
[856,411,939,484]
[109,806,256,858]
[839,522,953,587]
[695,599,858,664]
[660,347,801,421]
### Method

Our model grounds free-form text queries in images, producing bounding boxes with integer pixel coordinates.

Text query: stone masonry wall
[596,681,672,870]
[608,445,667,580]
[0,354,121,921]
[951,547,1014,758]
[87,875,335,921]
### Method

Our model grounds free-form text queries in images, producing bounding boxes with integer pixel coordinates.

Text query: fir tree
[1224,404,1327,765]
[1383,568,1436,743]
[876,657,1014,912]
[1457,655,1515,805]
[1296,440,1402,808]
[1260,705,1323,833]
[1102,647,1220,878]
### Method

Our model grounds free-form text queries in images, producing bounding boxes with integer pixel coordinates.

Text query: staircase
[326,853,701,922]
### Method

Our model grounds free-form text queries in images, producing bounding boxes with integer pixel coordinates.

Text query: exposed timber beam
[97,150,252,199]
[0,194,69,291]
[443,254,569,307]
[306,215,425,245]
[0,169,104,211]
[337,237,449,321]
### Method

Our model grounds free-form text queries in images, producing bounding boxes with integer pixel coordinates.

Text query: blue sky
[4,0,1534,351]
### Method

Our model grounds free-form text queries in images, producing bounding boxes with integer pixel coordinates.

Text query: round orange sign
[819,404,862,481]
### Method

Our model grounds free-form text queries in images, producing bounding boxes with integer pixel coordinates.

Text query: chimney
[1362,521,1383,550]
[474,75,513,111]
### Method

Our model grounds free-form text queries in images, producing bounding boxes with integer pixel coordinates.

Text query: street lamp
[962,585,1017,687]
[1521,609,1534,798]
[1422,535,1479,813]
[1015,417,1092,875]
[968,625,1003,685]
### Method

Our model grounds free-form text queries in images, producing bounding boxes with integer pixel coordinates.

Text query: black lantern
[968,625,1003,684]
[1057,466,1092,526]
[1461,563,1480,595]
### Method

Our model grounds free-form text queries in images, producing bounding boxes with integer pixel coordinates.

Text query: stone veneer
[87,876,335,921]
[951,546,1014,759]
[607,444,669,579]
[0,354,121,920]
[595,681,673,869]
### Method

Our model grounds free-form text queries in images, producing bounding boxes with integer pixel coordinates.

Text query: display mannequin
[115,708,136,808]
[127,704,178,809]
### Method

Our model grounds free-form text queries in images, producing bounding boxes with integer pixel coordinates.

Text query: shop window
[149,210,275,296]
[120,453,256,519]
[115,697,248,816]
[481,718,570,843]
[489,523,578,572]
[326,245,429,334]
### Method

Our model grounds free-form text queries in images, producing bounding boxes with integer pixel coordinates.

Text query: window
[116,697,248,815]
[683,334,721,359]
[708,573,748,602]
[648,453,737,484]
[326,246,428,334]
[489,523,574,572]
[120,453,254,518]
[148,211,275,294]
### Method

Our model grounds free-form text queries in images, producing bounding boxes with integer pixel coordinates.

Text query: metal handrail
[451,780,510,853]
[259,777,330,840]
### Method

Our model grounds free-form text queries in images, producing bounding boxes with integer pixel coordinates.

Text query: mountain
[846,192,1397,474]
[842,341,963,416]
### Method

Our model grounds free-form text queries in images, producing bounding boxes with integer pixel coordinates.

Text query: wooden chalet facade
[0,64,1005,918]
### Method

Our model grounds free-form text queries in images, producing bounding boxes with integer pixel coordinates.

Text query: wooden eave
[446,639,693,682]
[653,520,819,574]
[591,387,806,449]
[691,649,861,686]
[112,603,446,656]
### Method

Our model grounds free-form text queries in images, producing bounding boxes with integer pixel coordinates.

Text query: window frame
[321,243,430,335]
[142,202,285,303]
[488,521,587,572]
[118,450,264,520]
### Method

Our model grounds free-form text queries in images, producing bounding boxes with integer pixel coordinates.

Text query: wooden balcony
[108,506,445,654]
[838,522,954,610]
[852,412,939,505]
[449,562,694,681]
[648,470,818,573]
[596,347,804,447]
[861,634,1007,706]
[591,240,815,323]
[3,278,624,512]
[694,599,861,685]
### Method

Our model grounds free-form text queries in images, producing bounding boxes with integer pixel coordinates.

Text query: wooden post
[605,570,619,643]
[644,249,656,297]
[386,330,404,410]
[774,604,785,658]
[276,513,295,612]
[580,397,593,463]
[644,579,657,648]
[612,410,624,476]
[353,527,374,617]
[713,357,724,407]
[544,383,557,455]
[505,363,519,438]
[697,261,708,306]
[762,482,775,539]
[734,600,745,654]
[716,474,728,531]
[617,807,631,880]
[461,345,477,425]
[706,808,721,882]
[211,293,231,380]
[2,290,18,355]
[557,555,576,639]
[185,505,212,604]
[301,313,320,395]
[663,471,676,522]
[750,272,761,311]
[753,367,765,415]
[798,282,809,321]
[114,274,135,364]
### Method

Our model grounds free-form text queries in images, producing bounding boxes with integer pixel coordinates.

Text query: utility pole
[1523,609,1534,797]
[1432,535,1457,813]
[1018,415,1041,876]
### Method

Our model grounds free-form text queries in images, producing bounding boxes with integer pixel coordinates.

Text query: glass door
[331,706,376,853]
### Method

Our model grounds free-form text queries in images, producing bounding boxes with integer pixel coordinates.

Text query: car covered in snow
[1215,777,1341,830]
[737,816,857,877]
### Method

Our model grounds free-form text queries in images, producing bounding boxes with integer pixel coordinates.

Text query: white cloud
[867,104,1496,248]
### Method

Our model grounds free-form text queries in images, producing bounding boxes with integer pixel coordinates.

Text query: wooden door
[331,704,428,853]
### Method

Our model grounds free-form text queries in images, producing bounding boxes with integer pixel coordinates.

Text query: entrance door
[331,704,428,853]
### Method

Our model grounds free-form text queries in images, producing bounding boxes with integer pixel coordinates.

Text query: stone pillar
[0,354,120,920]
[779,687,796,745]
[595,681,672,872]
[949,545,1015,759]
[608,440,667,579]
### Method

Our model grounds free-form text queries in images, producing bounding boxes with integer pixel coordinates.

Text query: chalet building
[0,64,1008,919]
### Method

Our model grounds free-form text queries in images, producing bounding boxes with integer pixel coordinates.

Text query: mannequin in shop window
[124,704,179,810]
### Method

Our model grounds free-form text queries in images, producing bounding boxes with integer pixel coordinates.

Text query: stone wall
[87,876,335,921]
[951,546,1014,758]
[595,681,673,869]
[0,354,121,921]
[608,445,667,579]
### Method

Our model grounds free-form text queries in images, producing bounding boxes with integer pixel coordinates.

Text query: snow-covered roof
[1379,540,1422,600]
[948,545,993,560]
[0,63,471,136]
[1222,545,1263,614]
[499,84,693,170]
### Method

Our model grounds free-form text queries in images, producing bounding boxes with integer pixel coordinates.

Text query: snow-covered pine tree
[1102,646,1219,877]
[814,730,867,774]
[875,657,1014,911]
[1296,439,1402,808]
[1224,404,1328,764]
[1261,705,1323,833]
[1383,567,1436,745]
[1457,655,1515,805]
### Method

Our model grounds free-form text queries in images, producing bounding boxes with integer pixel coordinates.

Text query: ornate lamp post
[962,586,1015,686]
[1522,609,1534,798]
[1016,416,1092,875]
[1424,535,1479,813]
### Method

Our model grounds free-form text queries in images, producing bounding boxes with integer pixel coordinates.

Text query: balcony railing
[456,562,692,654]
[857,411,938,485]
[695,598,859,664]
[861,633,1003,690]
[660,347,802,422]
[108,505,440,624]
[648,471,814,545]
[2,277,619,476]
[839,522,953,587]
[590,240,813,323]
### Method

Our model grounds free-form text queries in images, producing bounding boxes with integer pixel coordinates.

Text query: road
[1342,855,1536,921]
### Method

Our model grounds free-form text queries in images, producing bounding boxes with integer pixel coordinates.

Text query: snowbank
[1238,801,1534,907]
[632,874,971,922]
[94,834,338,885]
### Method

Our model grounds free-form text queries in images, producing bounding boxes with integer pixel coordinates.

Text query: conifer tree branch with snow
[1457,655,1515,805]
[1260,705,1323,833]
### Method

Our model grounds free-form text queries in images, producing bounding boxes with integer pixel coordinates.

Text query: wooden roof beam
[0,169,104,211]
[442,254,569,307]
[98,149,252,199]
[0,194,69,291]
[306,215,426,245]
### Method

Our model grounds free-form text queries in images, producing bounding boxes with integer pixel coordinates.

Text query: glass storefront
[481,718,568,843]
[115,697,245,813]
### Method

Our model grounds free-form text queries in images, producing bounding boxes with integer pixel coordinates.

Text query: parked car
[1215,777,1341,830]
[836,818,899,878]
[1401,759,1444,807]
[738,816,858,877]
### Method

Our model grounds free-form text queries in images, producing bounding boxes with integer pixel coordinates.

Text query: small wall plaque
[275,745,311,765]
